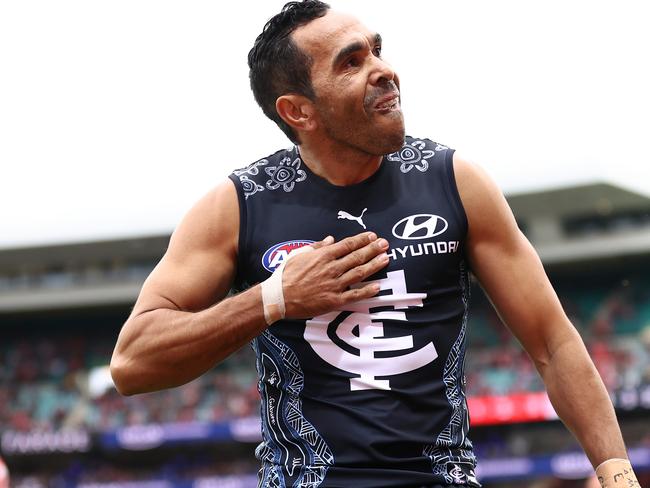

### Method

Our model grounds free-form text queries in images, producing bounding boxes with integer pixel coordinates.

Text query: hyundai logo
[392,214,448,240]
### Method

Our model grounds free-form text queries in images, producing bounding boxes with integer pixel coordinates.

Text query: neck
[297,141,383,187]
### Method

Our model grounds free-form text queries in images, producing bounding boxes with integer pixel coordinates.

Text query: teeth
[378,99,398,110]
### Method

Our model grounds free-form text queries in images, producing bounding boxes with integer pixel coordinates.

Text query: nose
[369,56,396,87]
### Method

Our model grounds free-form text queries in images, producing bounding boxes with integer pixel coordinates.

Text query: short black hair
[248,1,330,144]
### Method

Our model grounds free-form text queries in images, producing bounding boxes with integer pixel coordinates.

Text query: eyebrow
[332,33,382,68]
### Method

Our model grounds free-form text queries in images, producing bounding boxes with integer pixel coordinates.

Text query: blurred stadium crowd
[0,341,258,432]
[2,277,650,434]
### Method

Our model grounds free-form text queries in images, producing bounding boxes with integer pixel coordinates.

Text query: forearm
[110,285,266,395]
[110,232,388,396]
[537,327,627,467]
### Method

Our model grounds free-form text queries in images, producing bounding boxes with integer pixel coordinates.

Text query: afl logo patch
[262,240,315,272]
[392,214,448,240]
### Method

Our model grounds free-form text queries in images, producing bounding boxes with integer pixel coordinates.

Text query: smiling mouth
[374,95,400,113]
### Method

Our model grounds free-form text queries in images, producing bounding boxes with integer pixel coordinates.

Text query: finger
[310,235,335,250]
[338,251,389,287]
[340,282,381,303]
[334,237,389,274]
[326,232,377,259]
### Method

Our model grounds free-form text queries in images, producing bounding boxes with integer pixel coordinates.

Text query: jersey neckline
[294,146,389,195]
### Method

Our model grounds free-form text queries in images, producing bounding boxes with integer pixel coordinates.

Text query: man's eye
[373,46,382,57]
[346,57,359,68]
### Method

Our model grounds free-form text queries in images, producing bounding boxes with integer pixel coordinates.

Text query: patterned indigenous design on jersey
[253,331,333,488]
[264,155,307,193]
[233,155,309,198]
[229,137,480,487]
[386,139,447,173]
[234,158,270,177]
[238,176,265,199]
[423,261,478,486]
[234,158,270,199]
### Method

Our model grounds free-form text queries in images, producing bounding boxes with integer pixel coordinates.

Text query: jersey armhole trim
[227,174,248,291]
[443,149,469,239]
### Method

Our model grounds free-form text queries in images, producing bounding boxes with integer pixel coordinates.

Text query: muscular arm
[453,154,627,467]
[110,180,258,394]
[110,179,389,395]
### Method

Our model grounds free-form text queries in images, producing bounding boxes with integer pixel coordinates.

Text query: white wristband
[261,245,314,325]
[595,458,639,487]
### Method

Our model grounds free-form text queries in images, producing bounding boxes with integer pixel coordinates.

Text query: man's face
[292,11,405,156]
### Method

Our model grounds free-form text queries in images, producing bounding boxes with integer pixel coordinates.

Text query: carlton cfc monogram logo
[304,270,438,391]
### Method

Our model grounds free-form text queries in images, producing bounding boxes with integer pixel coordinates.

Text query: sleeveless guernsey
[228,137,480,488]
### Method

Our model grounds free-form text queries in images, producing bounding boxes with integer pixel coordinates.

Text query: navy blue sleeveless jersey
[228,137,479,488]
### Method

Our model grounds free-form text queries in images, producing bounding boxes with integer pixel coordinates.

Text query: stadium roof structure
[0,235,169,314]
[0,182,648,313]
[0,234,169,271]
[507,182,650,265]
[507,182,649,220]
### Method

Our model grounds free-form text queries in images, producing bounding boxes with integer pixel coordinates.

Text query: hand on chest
[257,204,463,289]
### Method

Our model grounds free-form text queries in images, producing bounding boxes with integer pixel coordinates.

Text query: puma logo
[337,208,368,229]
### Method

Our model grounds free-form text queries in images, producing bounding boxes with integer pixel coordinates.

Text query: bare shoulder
[452,153,499,204]
[167,178,239,259]
[452,152,519,244]
[132,178,240,314]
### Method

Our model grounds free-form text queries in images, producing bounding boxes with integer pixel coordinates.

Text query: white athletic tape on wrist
[261,245,314,325]
[595,458,639,487]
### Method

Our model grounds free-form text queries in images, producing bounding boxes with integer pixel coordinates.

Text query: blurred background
[1,0,649,487]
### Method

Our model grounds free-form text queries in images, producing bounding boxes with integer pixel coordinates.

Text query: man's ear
[276,94,317,134]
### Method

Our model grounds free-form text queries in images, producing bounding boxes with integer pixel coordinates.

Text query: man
[110,2,639,487]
